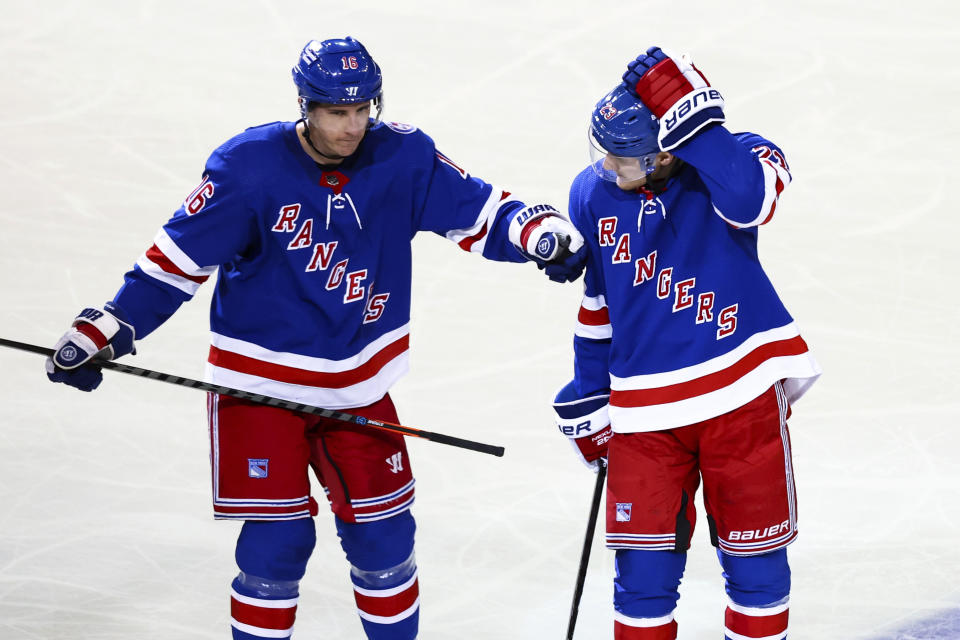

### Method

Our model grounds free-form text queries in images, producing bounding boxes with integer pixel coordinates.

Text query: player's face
[306,102,371,158]
[603,154,649,190]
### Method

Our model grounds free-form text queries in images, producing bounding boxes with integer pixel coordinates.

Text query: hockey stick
[0,337,505,457]
[565,460,607,639]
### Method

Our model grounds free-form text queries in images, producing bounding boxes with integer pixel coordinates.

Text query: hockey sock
[612,549,686,640]
[336,512,419,640]
[231,518,316,640]
[719,548,790,640]
[351,554,419,640]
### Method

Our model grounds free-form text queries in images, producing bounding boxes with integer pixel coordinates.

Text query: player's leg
[699,381,795,640]
[613,550,686,640]
[606,428,701,639]
[208,393,319,640]
[336,512,419,640]
[310,393,418,640]
[718,549,790,640]
[232,518,317,640]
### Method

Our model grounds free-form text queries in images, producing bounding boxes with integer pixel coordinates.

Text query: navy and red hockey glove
[45,303,136,392]
[509,204,586,283]
[622,46,725,151]
[553,390,612,473]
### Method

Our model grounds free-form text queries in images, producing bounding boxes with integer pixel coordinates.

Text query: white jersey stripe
[210,325,410,374]
[205,350,409,410]
[445,187,514,254]
[135,254,202,295]
[154,227,217,276]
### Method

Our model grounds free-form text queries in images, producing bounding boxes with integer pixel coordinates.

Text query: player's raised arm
[622,47,791,229]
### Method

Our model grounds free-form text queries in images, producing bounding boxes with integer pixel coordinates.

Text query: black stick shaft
[566,461,607,639]
[0,337,504,457]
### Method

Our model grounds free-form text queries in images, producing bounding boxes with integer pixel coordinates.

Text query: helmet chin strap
[645,157,685,194]
[299,119,348,163]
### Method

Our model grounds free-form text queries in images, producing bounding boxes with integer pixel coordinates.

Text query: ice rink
[1,1,958,638]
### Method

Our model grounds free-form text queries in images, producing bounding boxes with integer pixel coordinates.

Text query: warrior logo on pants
[386,451,404,474]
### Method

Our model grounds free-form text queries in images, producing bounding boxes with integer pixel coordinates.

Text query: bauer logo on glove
[508,203,586,282]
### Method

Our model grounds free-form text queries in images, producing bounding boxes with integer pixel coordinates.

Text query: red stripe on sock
[354,578,419,618]
[231,597,297,631]
[614,619,677,640]
[725,606,789,638]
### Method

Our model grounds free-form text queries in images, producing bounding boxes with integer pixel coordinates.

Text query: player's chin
[616,175,647,191]
[337,138,363,156]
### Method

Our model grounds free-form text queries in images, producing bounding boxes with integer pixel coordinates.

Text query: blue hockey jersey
[561,125,821,432]
[112,120,529,409]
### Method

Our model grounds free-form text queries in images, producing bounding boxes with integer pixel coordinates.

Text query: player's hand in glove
[553,387,612,473]
[622,46,725,151]
[509,204,586,283]
[45,303,136,392]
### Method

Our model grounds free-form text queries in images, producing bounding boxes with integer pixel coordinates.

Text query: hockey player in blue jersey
[43,37,585,640]
[552,47,821,639]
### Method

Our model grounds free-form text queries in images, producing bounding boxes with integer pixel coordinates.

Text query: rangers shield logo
[616,502,632,522]
[248,459,269,479]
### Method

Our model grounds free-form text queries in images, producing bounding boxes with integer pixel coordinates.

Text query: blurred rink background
[1,1,958,638]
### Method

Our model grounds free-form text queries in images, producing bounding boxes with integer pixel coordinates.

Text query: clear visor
[588,128,658,184]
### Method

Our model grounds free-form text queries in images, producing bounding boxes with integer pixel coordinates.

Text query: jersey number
[184,176,214,215]
[341,56,359,70]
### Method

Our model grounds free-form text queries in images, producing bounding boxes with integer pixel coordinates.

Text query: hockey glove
[45,303,136,392]
[622,46,725,151]
[509,204,586,283]
[553,391,612,473]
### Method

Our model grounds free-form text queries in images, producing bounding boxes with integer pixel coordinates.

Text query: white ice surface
[1,1,958,638]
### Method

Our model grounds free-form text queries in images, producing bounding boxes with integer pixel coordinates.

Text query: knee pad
[718,548,790,607]
[336,510,416,574]
[235,518,317,583]
[614,549,687,619]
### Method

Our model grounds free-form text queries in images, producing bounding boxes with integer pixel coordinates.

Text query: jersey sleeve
[413,142,527,263]
[112,148,260,338]
[564,172,612,401]
[669,125,792,228]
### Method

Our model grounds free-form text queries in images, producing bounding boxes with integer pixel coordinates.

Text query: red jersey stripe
[611,336,809,407]
[760,160,786,225]
[578,306,611,326]
[208,335,409,389]
[458,222,489,252]
[145,244,209,284]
